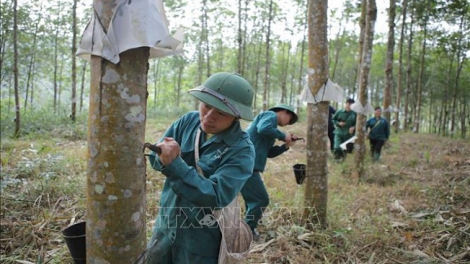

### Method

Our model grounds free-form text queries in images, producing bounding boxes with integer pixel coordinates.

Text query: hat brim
[189,87,254,121]
[269,107,298,125]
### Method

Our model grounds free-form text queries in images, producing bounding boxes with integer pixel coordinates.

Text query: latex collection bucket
[292,163,306,184]
[62,221,86,264]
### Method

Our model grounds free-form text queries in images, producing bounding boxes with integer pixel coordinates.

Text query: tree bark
[53,1,61,114]
[460,95,467,139]
[353,0,367,95]
[413,8,428,133]
[176,63,184,108]
[296,14,307,115]
[58,53,65,110]
[86,1,149,263]
[450,16,466,138]
[202,0,211,77]
[394,0,408,133]
[280,41,290,103]
[403,0,415,131]
[303,0,329,228]
[383,0,395,123]
[254,38,263,112]
[241,0,248,77]
[80,61,87,112]
[71,0,78,122]
[353,0,377,181]
[195,0,208,110]
[237,0,244,75]
[153,59,161,106]
[24,3,42,110]
[442,51,454,136]
[330,8,348,81]
[30,62,36,107]
[262,0,274,111]
[13,0,20,137]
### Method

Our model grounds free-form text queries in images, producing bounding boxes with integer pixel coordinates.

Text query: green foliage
[0,0,468,139]
[0,104,87,140]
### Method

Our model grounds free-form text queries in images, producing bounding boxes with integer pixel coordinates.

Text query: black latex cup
[62,221,86,264]
[293,163,306,184]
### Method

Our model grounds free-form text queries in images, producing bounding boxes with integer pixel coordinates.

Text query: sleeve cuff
[276,130,286,141]
[161,156,191,179]
[148,154,163,171]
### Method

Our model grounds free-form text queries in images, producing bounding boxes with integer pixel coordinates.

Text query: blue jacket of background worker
[366,116,390,140]
[246,110,288,172]
[148,111,255,257]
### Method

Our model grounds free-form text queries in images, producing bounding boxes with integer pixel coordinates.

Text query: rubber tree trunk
[383,0,395,123]
[79,61,87,112]
[413,20,427,133]
[86,2,150,262]
[13,0,20,138]
[413,0,430,133]
[295,16,307,115]
[87,48,149,264]
[353,0,376,181]
[262,0,274,111]
[303,0,329,228]
[403,2,414,131]
[394,0,408,133]
[353,0,367,95]
[71,0,77,122]
[237,0,246,75]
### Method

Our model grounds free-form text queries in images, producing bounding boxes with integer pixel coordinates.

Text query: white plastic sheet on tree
[351,101,374,116]
[299,77,344,104]
[76,0,183,64]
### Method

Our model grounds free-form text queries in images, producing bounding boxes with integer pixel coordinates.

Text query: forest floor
[1,118,469,263]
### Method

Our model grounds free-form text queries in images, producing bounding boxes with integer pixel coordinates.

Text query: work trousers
[369,138,385,161]
[240,171,269,231]
[333,133,354,159]
[146,231,218,264]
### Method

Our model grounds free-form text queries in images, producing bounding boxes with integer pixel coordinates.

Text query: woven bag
[195,129,253,264]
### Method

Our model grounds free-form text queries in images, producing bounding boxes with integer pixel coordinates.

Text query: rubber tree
[13,0,20,137]
[303,0,329,228]
[383,0,396,123]
[86,1,149,263]
[84,0,184,261]
[394,0,408,133]
[413,0,430,133]
[262,0,274,111]
[71,0,77,122]
[352,0,377,181]
[87,48,149,264]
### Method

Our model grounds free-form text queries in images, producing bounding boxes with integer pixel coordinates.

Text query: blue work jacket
[148,111,255,257]
[366,117,390,140]
[246,111,288,172]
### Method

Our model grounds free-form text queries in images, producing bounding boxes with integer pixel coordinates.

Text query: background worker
[366,107,390,161]
[241,104,299,241]
[332,98,357,160]
[328,105,336,152]
[147,72,255,264]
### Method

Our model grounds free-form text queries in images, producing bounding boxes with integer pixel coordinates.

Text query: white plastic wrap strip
[351,101,374,115]
[340,135,357,150]
[76,0,183,64]
[382,106,399,113]
[299,79,344,104]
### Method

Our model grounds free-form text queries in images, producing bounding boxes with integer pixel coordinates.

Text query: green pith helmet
[188,72,254,121]
[269,104,298,125]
